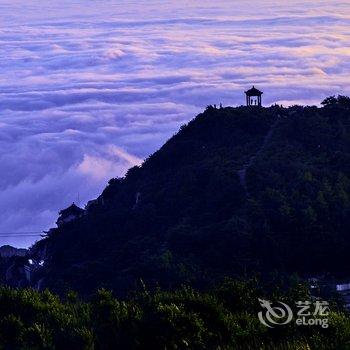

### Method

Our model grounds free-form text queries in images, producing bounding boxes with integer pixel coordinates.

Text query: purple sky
[0,0,350,248]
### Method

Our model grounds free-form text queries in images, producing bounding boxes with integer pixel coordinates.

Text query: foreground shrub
[0,279,348,349]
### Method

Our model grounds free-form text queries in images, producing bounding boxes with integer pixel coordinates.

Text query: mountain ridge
[9,97,350,296]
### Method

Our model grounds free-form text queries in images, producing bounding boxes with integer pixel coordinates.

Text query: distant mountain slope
[0,245,27,258]
[32,98,350,296]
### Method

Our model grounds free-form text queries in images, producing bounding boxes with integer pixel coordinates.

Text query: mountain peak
[12,101,350,295]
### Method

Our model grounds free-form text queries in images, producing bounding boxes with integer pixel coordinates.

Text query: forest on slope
[20,96,350,296]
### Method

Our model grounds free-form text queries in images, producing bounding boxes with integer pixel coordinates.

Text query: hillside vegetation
[0,278,349,350]
[30,96,350,296]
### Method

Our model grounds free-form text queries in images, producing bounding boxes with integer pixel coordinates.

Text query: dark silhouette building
[245,86,263,106]
[56,203,84,227]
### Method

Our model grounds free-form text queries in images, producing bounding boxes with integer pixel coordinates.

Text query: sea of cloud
[0,0,349,247]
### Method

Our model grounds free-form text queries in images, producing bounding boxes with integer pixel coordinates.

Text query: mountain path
[237,118,280,193]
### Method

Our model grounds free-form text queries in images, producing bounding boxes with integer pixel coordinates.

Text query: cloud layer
[0,0,350,247]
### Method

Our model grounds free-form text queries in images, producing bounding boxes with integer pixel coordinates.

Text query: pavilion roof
[245,86,263,96]
[59,203,84,217]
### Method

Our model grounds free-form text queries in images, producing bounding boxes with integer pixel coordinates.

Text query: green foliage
[0,280,348,349]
